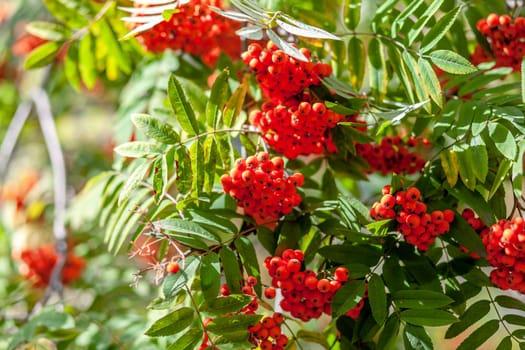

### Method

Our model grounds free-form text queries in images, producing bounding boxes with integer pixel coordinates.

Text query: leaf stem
[485,286,521,344]
[184,284,216,347]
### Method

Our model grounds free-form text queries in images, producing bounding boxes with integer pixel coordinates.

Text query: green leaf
[235,237,261,295]
[457,319,499,350]
[429,50,477,75]
[236,25,264,40]
[167,329,202,350]
[403,51,430,111]
[400,309,458,326]
[200,295,253,315]
[206,314,262,334]
[118,161,150,206]
[378,315,401,349]
[454,145,477,191]
[98,17,132,74]
[331,279,366,318]
[64,42,81,90]
[440,150,459,187]
[175,147,192,194]
[345,0,361,30]
[276,15,340,40]
[403,324,433,350]
[418,57,442,108]
[200,252,221,301]
[202,136,217,194]
[132,114,180,144]
[190,139,204,198]
[223,79,248,128]
[384,41,415,102]
[157,218,221,243]
[78,32,97,89]
[24,41,63,69]
[503,314,525,326]
[43,0,89,27]
[114,141,164,158]
[168,75,200,136]
[420,7,462,53]
[348,37,365,90]
[26,21,69,41]
[152,155,168,203]
[163,255,200,298]
[470,138,488,183]
[449,214,487,258]
[393,290,454,309]
[188,209,238,236]
[488,123,517,160]
[318,244,382,266]
[145,307,194,337]
[368,38,387,99]
[496,336,513,350]
[445,300,490,338]
[266,29,308,61]
[220,246,242,294]
[206,69,230,129]
[297,330,330,348]
[495,295,525,312]
[368,273,387,324]
[391,0,424,38]
[407,0,444,45]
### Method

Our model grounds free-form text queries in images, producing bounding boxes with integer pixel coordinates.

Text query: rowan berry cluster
[243,42,348,158]
[249,97,344,159]
[247,313,289,350]
[460,208,489,259]
[130,0,240,67]
[356,136,429,175]
[17,244,85,287]
[370,186,455,251]
[481,217,525,292]
[221,152,304,226]
[223,277,289,350]
[263,249,366,322]
[474,13,525,71]
[242,42,331,102]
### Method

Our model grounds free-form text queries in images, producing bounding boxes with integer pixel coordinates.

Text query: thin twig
[29,87,68,315]
[0,101,32,184]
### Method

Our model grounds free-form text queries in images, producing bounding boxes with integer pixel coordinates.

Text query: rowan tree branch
[0,101,32,184]
[29,86,69,315]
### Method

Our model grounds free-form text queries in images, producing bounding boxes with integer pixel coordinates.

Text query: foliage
[3,0,525,349]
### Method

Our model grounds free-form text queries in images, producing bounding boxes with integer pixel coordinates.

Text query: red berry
[264,287,276,299]
[166,261,180,274]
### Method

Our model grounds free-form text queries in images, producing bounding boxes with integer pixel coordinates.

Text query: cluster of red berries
[263,249,367,321]
[221,152,303,226]
[356,136,429,175]
[130,0,240,66]
[17,245,85,287]
[241,42,332,102]
[249,96,344,159]
[474,13,525,71]
[480,217,525,292]
[199,276,288,350]
[243,42,349,158]
[247,313,288,350]
[370,186,455,251]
